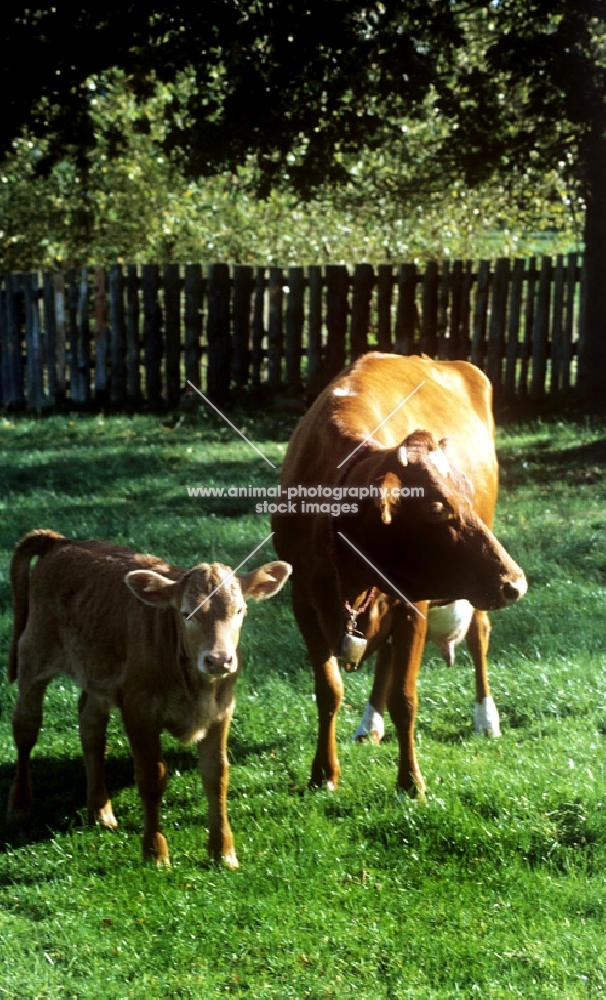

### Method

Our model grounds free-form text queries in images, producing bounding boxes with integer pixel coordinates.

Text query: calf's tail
[8,530,66,683]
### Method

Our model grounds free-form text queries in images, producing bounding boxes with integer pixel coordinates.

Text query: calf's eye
[428,501,445,517]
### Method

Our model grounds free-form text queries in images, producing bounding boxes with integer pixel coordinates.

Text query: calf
[7,530,291,867]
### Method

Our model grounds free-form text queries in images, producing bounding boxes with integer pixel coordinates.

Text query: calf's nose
[203,651,235,676]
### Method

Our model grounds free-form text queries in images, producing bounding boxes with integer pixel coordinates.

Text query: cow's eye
[237,606,247,616]
[428,501,446,517]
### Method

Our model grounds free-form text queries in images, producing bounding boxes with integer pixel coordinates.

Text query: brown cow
[272,353,526,797]
[7,530,291,867]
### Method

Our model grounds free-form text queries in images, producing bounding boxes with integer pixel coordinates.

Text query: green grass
[0,409,605,999]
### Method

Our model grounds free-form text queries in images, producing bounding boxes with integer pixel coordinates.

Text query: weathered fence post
[350,263,374,361]
[519,257,536,399]
[395,263,416,355]
[126,264,141,401]
[307,265,323,397]
[285,266,305,391]
[268,267,283,391]
[42,272,57,405]
[77,267,91,404]
[233,264,253,389]
[67,268,82,402]
[55,272,67,402]
[93,267,108,402]
[437,260,450,359]
[505,258,525,397]
[251,268,266,388]
[110,263,126,404]
[142,264,162,404]
[325,265,348,380]
[420,261,438,357]
[377,264,393,353]
[562,253,578,395]
[471,260,490,369]
[164,263,181,406]
[184,264,203,391]
[207,263,231,402]
[551,254,565,396]
[24,273,44,409]
[487,257,511,396]
[530,256,552,400]
[450,260,463,360]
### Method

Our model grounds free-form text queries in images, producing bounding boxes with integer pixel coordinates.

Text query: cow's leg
[78,691,117,829]
[353,640,392,743]
[293,596,344,790]
[197,710,237,868]
[121,712,169,866]
[7,676,51,820]
[387,602,428,798]
[466,610,500,736]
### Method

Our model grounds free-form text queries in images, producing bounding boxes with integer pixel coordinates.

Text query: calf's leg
[8,676,51,820]
[388,602,428,797]
[78,691,117,828]
[197,712,238,868]
[121,711,169,866]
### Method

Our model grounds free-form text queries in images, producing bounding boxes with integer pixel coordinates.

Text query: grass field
[0,407,604,999]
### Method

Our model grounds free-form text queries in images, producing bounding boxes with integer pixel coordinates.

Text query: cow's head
[125,560,292,679]
[349,430,526,612]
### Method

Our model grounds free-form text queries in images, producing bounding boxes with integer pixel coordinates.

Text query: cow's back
[279,353,497,528]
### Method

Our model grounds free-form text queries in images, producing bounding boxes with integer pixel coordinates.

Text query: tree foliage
[1,1,605,398]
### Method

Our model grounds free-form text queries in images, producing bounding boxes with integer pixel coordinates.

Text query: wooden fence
[0,255,585,410]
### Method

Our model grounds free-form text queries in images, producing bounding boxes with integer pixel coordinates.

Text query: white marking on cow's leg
[474,696,501,737]
[353,701,385,744]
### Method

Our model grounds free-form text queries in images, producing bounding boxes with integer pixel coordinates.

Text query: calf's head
[125,560,291,678]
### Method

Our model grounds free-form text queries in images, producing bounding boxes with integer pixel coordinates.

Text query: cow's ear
[125,569,177,607]
[238,561,292,601]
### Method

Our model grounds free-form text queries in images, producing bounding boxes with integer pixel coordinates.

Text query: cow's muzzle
[502,574,527,605]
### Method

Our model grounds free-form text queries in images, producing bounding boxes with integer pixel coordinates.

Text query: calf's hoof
[143,832,170,868]
[7,786,32,823]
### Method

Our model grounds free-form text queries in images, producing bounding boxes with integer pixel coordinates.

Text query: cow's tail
[8,530,66,683]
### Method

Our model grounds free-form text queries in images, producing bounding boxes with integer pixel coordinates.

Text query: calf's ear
[239,561,292,601]
[125,569,177,607]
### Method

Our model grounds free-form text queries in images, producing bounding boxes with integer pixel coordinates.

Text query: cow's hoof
[90,801,118,829]
[473,696,501,737]
[396,775,427,803]
[222,851,239,869]
[353,703,385,744]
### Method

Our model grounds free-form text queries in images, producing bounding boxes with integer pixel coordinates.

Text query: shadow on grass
[0,734,282,858]
[500,435,606,488]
